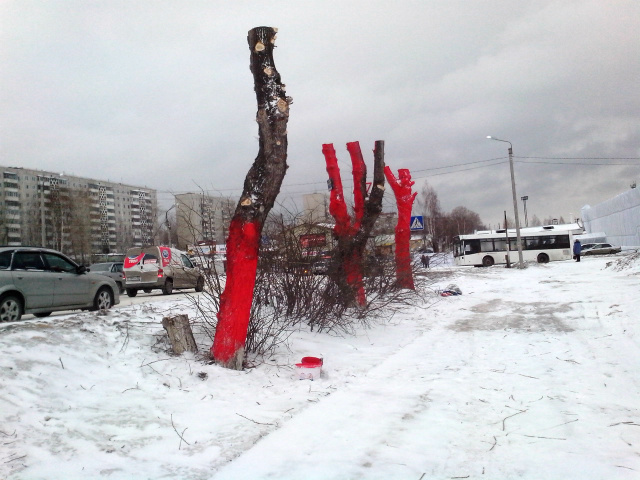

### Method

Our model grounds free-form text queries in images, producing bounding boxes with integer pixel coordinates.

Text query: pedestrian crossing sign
[410,215,424,231]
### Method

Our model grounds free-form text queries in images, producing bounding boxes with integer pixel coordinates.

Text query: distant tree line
[415,182,486,252]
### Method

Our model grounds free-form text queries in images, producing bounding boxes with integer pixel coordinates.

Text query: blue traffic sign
[410,215,424,231]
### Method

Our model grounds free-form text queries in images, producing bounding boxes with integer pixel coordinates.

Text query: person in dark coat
[573,239,582,262]
[421,254,430,268]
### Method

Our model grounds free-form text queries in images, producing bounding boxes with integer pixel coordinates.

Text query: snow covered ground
[1,253,639,479]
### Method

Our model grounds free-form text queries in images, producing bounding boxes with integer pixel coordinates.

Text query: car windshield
[90,264,110,271]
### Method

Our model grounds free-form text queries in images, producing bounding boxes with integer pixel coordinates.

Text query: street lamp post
[521,195,529,227]
[487,136,524,267]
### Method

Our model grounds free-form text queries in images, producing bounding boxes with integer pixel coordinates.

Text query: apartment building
[302,193,329,223]
[0,166,157,257]
[175,193,235,250]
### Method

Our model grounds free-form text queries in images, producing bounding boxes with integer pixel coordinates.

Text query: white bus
[453,224,584,267]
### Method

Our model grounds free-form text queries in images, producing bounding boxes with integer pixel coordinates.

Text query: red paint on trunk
[322,142,367,306]
[344,250,366,306]
[384,166,417,290]
[346,142,366,232]
[211,217,260,363]
[323,144,352,236]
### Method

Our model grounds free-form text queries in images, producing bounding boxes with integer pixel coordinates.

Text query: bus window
[556,235,570,248]
[494,238,507,251]
[480,239,494,252]
[464,239,481,254]
[540,236,553,247]
[524,237,541,250]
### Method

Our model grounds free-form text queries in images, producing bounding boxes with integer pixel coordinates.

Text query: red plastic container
[295,356,323,380]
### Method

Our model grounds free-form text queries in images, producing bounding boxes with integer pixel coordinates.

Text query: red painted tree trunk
[322,141,386,306]
[384,167,417,290]
[212,27,291,369]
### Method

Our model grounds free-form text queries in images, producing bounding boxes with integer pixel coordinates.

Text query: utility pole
[487,136,524,267]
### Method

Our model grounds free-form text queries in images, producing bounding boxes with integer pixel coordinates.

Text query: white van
[123,246,204,297]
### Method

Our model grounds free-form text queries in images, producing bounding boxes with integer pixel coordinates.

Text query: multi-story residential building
[302,193,329,223]
[175,193,235,250]
[0,166,157,258]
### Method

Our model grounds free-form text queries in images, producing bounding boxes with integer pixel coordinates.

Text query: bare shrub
[187,207,441,361]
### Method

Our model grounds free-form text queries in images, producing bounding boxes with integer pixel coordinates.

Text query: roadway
[21,289,201,321]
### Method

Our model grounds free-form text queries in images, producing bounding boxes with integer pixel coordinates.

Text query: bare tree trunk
[322,141,385,307]
[211,26,291,369]
[384,167,417,289]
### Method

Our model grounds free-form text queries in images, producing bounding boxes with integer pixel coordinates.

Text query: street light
[521,195,529,227]
[486,136,524,267]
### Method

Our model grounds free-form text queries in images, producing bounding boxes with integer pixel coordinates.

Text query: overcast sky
[2,1,639,227]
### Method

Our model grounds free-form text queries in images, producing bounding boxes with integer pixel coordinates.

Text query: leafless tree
[65,188,94,264]
[439,206,485,250]
[530,214,542,227]
[416,181,443,251]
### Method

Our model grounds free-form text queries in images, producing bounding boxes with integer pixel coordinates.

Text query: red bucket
[295,356,323,380]
[300,356,323,366]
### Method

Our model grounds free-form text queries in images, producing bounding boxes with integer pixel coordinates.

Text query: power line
[516,159,637,166]
[155,154,637,197]
[411,156,508,173]
[516,156,640,160]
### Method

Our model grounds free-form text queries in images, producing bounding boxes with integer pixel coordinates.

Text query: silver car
[89,262,125,294]
[0,247,120,322]
[123,246,204,297]
[582,243,622,255]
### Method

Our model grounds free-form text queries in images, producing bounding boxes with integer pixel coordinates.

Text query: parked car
[582,243,622,255]
[89,262,125,293]
[0,246,120,322]
[123,246,204,297]
[311,259,331,275]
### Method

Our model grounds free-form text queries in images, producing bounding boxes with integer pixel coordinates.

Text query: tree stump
[162,314,198,355]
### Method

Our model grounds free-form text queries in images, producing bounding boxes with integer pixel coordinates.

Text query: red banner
[159,247,172,267]
[299,234,326,248]
[124,253,144,268]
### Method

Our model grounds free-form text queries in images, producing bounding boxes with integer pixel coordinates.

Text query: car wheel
[482,255,495,267]
[195,277,204,292]
[537,253,550,264]
[34,312,52,318]
[126,289,138,297]
[0,295,22,322]
[92,287,113,311]
[162,279,173,295]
